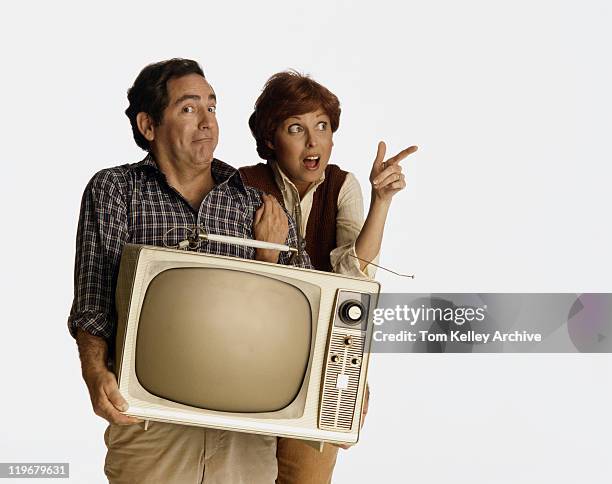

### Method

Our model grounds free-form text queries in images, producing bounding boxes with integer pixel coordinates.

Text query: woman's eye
[208,106,217,113]
[288,124,303,134]
[316,121,327,131]
[182,106,195,113]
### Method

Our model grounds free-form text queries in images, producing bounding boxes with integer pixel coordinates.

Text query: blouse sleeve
[329,172,378,279]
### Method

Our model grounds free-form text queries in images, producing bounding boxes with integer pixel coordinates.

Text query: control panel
[319,290,371,432]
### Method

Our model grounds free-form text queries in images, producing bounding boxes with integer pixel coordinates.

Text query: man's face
[151,74,219,168]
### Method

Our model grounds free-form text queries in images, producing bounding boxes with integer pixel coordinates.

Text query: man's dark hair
[126,58,205,151]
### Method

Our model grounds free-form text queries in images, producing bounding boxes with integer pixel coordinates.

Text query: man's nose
[199,110,214,129]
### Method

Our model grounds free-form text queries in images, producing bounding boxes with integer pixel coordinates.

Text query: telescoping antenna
[163,225,298,253]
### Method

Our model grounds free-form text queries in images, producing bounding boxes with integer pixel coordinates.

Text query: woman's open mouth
[303,155,320,170]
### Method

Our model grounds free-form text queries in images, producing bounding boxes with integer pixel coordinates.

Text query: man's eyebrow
[174,93,217,105]
[174,94,201,105]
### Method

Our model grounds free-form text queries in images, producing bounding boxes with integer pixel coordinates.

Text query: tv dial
[340,300,365,324]
[330,354,341,363]
[343,336,353,346]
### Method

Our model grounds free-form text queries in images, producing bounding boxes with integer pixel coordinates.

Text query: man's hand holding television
[77,329,142,425]
[253,193,289,263]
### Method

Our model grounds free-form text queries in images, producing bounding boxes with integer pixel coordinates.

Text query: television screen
[135,268,312,413]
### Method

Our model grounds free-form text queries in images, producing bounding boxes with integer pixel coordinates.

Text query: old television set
[114,243,380,446]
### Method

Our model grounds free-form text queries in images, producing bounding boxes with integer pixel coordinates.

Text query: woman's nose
[306,130,318,147]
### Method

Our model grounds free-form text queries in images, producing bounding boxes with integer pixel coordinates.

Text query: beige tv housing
[115,244,379,447]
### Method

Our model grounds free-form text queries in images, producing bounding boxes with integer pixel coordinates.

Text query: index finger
[259,194,272,214]
[386,145,418,166]
[264,194,278,216]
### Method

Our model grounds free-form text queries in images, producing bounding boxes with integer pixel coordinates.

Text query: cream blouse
[268,161,378,279]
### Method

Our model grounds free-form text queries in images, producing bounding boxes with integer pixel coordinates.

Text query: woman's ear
[137,112,155,142]
[266,140,275,150]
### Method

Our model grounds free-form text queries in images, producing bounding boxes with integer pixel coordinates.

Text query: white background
[1,1,611,482]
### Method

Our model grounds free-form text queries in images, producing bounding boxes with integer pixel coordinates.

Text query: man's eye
[316,121,327,131]
[182,106,195,113]
[208,106,217,113]
[288,124,303,134]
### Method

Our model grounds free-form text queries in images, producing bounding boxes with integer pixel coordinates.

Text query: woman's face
[270,109,333,192]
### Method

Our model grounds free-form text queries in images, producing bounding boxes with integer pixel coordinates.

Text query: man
[68,58,311,483]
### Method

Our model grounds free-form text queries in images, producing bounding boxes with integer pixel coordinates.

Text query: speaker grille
[319,332,365,431]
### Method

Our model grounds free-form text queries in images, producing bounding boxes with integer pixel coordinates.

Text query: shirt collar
[268,160,326,200]
[130,153,247,194]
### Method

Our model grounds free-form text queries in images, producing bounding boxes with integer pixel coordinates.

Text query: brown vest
[239,163,348,272]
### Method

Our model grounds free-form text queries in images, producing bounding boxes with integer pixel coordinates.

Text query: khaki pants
[104,421,277,484]
[276,439,339,484]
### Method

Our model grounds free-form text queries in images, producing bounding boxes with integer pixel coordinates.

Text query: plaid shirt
[68,155,311,341]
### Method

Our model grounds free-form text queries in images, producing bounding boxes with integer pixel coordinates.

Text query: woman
[240,71,416,484]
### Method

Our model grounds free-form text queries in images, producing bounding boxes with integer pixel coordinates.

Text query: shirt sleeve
[67,170,130,341]
[329,172,378,279]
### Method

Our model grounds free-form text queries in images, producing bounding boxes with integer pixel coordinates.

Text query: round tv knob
[340,300,365,324]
